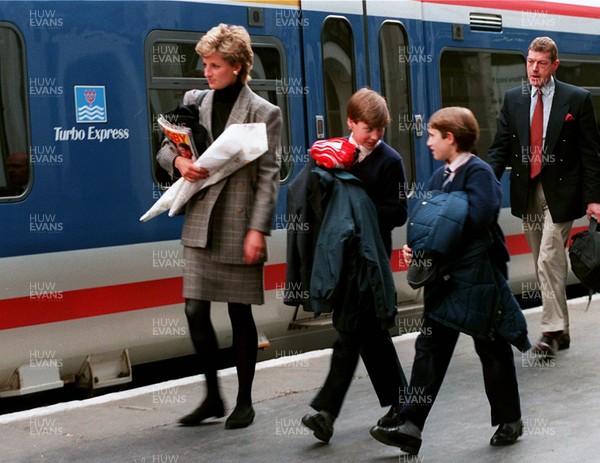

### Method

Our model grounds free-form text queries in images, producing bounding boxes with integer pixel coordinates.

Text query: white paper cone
[140,123,268,222]
[139,178,184,222]
[168,123,268,216]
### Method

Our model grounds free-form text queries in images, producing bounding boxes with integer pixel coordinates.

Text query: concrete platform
[1,294,599,463]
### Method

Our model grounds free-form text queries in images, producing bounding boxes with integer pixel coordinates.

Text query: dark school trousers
[310,305,408,417]
[402,317,521,430]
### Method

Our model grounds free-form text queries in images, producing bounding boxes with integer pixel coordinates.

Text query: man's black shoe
[557,332,570,350]
[302,411,334,443]
[490,419,523,446]
[369,421,422,455]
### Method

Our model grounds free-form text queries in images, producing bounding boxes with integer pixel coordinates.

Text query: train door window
[440,50,525,160]
[379,21,414,185]
[321,17,355,138]
[556,57,600,132]
[145,30,290,188]
[0,24,30,199]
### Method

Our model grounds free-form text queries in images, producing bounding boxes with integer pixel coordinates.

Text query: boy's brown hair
[346,88,391,128]
[428,107,479,153]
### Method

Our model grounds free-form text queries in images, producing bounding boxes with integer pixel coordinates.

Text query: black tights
[184,299,257,406]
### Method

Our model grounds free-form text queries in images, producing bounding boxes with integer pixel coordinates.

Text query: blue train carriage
[295,0,600,321]
[0,0,302,398]
[0,0,599,398]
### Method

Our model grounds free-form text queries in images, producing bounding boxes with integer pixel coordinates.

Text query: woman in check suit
[157,23,281,430]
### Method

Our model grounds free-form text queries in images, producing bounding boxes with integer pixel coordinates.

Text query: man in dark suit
[489,36,600,358]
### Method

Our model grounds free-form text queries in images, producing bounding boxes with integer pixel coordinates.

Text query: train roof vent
[469,12,502,32]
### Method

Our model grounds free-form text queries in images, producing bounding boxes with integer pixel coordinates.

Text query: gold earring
[234,70,239,75]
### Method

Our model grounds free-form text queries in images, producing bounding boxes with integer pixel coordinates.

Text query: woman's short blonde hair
[196,23,253,84]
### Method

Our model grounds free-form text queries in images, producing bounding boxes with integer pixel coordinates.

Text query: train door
[362,5,422,190]
[299,2,368,143]
[298,2,427,306]
[360,5,424,305]
[298,2,422,181]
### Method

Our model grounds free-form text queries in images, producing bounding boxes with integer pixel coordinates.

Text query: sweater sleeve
[376,155,408,230]
[488,91,515,180]
[463,163,501,231]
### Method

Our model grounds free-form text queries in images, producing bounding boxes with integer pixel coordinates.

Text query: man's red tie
[530,90,543,179]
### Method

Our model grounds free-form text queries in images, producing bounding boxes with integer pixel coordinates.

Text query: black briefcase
[569,216,600,294]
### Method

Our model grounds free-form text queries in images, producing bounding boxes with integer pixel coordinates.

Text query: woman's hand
[402,244,413,266]
[244,229,266,265]
[174,156,209,182]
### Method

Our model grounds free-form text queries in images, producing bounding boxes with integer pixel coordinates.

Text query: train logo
[84,89,96,105]
[74,85,107,123]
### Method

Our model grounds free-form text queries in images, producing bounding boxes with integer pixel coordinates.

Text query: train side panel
[1,0,599,396]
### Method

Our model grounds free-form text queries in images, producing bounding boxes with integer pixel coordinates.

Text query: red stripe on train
[0,227,587,330]
[0,277,184,330]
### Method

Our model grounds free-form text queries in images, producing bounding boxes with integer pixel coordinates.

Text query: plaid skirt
[183,245,264,305]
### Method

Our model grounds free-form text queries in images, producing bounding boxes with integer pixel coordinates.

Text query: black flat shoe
[369,423,422,455]
[178,399,225,426]
[490,419,523,446]
[301,411,334,443]
[225,404,255,429]
[377,403,403,428]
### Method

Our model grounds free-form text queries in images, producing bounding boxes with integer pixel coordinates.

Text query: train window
[0,24,30,199]
[440,50,525,160]
[379,21,415,186]
[556,57,600,131]
[321,17,355,138]
[150,41,202,79]
[145,30,290,188]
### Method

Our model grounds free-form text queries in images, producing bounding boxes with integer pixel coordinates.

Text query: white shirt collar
[446,152,473,173]
[349,134,381,163]
[532,76,555,99]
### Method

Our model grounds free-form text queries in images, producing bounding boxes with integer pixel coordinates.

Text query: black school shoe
[370,421,422,455]
[302,411,334,443]
[377,403,403,428]
[490,419,523,446]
